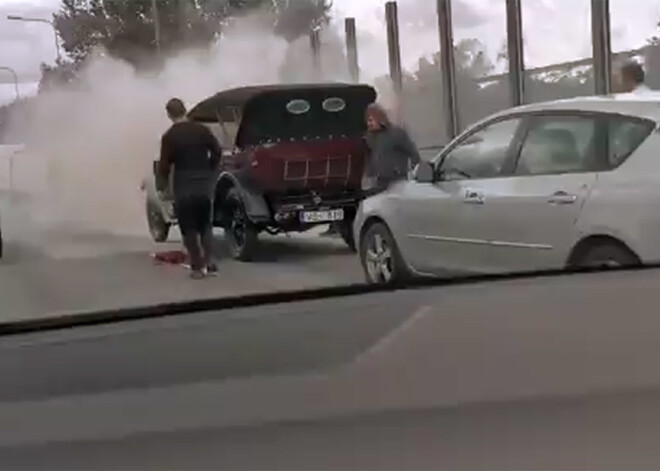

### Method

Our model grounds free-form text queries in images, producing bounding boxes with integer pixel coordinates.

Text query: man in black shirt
[157,98,222,279]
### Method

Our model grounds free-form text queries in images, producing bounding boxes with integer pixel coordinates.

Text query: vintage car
[142,83,377,260]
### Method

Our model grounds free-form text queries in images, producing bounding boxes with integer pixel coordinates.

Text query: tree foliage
[52,0,332,68]
[53,0,266,66]
[272,0,332,42]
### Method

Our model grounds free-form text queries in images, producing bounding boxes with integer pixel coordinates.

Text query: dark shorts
[175,195,212,236]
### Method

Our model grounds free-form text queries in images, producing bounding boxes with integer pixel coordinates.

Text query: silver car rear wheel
[575,242,639,269]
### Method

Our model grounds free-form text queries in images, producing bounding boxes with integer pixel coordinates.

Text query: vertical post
[9,153,13,195]
[151,0,161,54]
[345,18,359,83]
[385,2,403,96]
[436,0,459,139]
[506,0,525,106]
[310,28,321,80]
[591,0,612,95]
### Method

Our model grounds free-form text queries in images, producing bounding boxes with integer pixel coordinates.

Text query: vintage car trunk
[247,137,366,194]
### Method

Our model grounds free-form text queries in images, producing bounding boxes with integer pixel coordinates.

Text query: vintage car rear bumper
[269,191,362,225]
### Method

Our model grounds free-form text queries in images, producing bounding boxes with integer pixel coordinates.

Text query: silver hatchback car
[354,95,660,284]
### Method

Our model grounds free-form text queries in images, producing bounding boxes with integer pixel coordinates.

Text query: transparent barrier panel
[610,0,659,90]
[523,0,593,102]
[453,1,509,132]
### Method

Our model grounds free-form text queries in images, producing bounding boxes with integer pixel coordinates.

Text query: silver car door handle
[464,190,485,204]
[547,191,578,205]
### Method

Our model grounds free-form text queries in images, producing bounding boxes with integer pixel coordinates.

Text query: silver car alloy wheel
[365,233,394,283]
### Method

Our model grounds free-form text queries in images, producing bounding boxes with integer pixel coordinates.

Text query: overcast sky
[1,0,660,97]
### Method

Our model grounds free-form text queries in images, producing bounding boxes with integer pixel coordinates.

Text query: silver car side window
[608,118,654,168]
[441,118,522,180]
[515,116,596,176]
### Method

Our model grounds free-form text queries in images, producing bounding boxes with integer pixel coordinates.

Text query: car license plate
[300,209,344,223]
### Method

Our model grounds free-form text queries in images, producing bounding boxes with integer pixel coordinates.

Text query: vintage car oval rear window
[286,99,311,115]
[322,97,346,112]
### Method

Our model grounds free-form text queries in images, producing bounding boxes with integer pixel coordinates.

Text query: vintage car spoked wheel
[146,200,170,243]
[360,222,410,285]
[225,188,258,261]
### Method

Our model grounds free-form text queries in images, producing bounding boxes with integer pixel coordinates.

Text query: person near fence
[618,60,651,94]
[157,98,222,279]
[362,102,420,193]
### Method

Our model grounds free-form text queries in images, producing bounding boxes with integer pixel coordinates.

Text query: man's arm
[156,133,172,194]
[401,128,421,166]
[204,127,223,170]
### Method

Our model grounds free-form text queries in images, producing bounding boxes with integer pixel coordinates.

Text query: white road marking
[348,304,433,368]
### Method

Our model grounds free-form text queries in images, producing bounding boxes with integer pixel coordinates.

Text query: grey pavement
[0,225,362,321]
[3,269,660,469]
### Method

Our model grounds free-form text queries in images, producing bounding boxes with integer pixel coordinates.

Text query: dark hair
[165,98,187,119]
[621,60,645,85]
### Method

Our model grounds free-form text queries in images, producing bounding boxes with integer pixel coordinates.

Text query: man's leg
[176,197,205,278]
[193,195,216,273]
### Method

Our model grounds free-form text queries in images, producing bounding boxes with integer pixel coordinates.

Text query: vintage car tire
[359,221,410,285]
[146,199,171,243]
[338,219,356,252]
[224,188,259,261]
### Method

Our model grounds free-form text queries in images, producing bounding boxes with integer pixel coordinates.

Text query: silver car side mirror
[415,161,435,183]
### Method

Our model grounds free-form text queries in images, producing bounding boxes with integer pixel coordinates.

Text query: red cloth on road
[150,250,188,266]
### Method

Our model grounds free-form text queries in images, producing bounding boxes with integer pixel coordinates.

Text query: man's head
[618,61,645,92]
[165,98,187,122]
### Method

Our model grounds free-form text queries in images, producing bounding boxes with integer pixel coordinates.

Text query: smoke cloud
[3,15,355,242]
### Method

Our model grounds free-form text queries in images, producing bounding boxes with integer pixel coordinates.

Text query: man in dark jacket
[157,98,222,279]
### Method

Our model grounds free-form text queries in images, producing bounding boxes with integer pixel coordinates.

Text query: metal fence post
[345,18,359,83]
[591,0,612,95]
[436,0,459,139]
[385,2,403,96]
[310,28,321,80]
[506,0,525,106]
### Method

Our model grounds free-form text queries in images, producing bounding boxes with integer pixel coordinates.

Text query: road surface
[0,223,363,321]
[2,269,660,469]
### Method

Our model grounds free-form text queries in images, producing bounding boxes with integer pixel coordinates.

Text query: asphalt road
[0,224,363,321]
[3,269,660,469]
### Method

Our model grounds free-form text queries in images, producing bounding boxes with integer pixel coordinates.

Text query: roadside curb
[0,264,655,336]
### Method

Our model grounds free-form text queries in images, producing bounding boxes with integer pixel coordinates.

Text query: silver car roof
[487,93,660,123]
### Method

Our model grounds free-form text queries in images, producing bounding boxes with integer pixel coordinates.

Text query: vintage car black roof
[187,83,376,122]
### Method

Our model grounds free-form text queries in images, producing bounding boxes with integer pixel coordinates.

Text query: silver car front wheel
[359,222,410,285]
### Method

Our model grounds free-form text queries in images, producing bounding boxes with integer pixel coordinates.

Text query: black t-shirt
[158,120,222,198]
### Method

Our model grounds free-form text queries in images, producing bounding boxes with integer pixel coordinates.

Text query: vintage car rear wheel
[224,188,259,261]
[146,199,170,243]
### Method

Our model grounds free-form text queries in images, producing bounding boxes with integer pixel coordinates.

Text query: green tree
[52,0,332,68]
[53,0,271,67]
[272,0,332,42]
